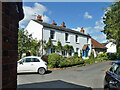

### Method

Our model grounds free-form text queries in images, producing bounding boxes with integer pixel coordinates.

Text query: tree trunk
[116,39,120,59]
[116,40,120,53]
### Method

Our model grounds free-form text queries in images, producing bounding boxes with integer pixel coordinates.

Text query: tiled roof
[32,19,91,38]
[91,38,107,49]
[82,44,88,50]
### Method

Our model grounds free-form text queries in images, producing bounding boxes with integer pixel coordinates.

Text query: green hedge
[48,53,61,68]
[59,58,84,68]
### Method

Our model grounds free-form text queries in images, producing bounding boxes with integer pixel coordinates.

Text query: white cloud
[72,27,93,34]
[93,33,107,42]
[84,12,92,19]
[72,27,81,32]
[19,3,50,28]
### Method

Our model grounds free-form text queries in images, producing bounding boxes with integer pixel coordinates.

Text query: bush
[89,53,94,59]
[97,53,108,60]
[73,52,78,58]
[58,58,83,68]
[41,54,49,63]
[48,53,61,68]
[98,53,107,57]
[107,53,116,60]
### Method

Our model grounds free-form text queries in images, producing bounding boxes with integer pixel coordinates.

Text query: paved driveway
[17,61,113,89]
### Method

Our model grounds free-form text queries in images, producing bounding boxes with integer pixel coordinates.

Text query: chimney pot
[80,27,84,34]
[37,15,43,22]
[52,20,57,25]
[61,22,66,28]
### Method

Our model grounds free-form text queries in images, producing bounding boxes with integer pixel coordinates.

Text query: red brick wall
[0,1,2,90]
[1,2,23,89]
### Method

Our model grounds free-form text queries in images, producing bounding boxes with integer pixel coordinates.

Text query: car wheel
[38,67,46,75]
[104,87,110,90]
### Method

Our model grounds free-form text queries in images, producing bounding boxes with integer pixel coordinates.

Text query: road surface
[17,61,113,89]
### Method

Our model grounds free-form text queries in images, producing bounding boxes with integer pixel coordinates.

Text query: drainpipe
[42,27,43,56]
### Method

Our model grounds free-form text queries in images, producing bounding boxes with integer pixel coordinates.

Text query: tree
[63,44,73,56]
[30,40,42,56]
[18,30,33,59]
[102,2,120,59]
[43,37,55,54]
[56,41,62,55]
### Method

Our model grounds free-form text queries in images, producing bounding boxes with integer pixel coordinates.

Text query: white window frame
[50,30,56,40]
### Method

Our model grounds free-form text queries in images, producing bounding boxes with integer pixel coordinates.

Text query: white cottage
[25,15,92,58]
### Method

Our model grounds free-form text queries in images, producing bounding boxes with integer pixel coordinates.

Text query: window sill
[66,41,70,43]
[51,39,56,42]
[76,42,79,44]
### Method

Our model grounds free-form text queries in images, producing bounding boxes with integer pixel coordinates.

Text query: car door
[109,64,120,90]
[30,58,41,72]
[17,58,32,72]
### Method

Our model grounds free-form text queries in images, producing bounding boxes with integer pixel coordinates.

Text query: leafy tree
[18,30,33,59]
[30,40,42,56]
[102,2,120,59]
[63,44,73,56]
[56,41,63,55]
[43,37,55,54]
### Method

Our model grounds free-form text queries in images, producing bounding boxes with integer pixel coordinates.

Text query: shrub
[98,53,107,57]
[107,53,116,60]
[41,54,49,63]
[89,53,94,59]
[48,53,61,68]
[58,57,83,68]
[97,53,109,60]
[73,52,78,58]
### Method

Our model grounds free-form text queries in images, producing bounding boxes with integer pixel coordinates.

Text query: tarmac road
[17,61,113,89]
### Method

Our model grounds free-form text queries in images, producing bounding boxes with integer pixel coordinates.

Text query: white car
[17,56,47,75]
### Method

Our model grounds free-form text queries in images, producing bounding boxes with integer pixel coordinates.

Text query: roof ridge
[32,19,91,38]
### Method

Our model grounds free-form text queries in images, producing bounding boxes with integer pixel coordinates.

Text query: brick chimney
[80,27,84,34]
[52,20,57,25]
[37,15,43,22]
[61,22,66,28]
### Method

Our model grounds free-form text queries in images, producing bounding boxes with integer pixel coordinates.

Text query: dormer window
[50,30,55,39]
[65,33,69,42]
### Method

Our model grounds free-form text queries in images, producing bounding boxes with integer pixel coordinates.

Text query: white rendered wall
[25,20,91,57]
[43,27,91,56]
[25,20,43,41]
[106,42,116,53]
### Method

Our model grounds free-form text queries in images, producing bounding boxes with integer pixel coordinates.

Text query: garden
[42,52,110,70]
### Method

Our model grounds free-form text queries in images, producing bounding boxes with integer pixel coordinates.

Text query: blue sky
[19,2,113,43]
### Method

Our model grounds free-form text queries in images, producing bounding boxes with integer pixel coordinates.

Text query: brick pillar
[0,2,2,90]
[1,2,24,89]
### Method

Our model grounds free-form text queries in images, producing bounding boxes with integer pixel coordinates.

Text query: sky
[19,2,113,43]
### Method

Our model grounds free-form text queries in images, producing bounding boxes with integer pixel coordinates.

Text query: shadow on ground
[18,80,92,90]
[17,70,52,75]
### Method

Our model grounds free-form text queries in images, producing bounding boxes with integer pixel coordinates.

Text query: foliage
[56,41,63,54]
[98,53,108,58]
[59,58,84,68]
[48,53,61,68]
[102,2,120,58]
[97,53,108,60]
[107,53,116,60]
[43,37,56,54]
[89,53,94,59]
[63,44,73,56]
[30,40,42,56]
[80,50,82,59]
[73,52,78,58]
[18,30,33,59]
[41,54,49,63]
